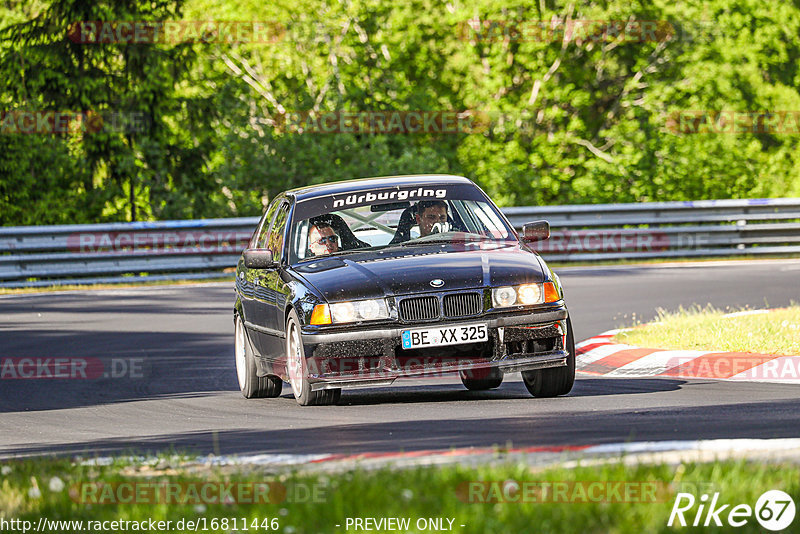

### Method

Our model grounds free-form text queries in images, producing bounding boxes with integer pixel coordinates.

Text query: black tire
[460,367,503,390]
[286,310,341,406]
[235,314,282,398]
[522,316,576,397]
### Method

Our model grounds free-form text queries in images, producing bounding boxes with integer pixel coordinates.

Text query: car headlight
[330,299,390,323]
[492,282,561,308]
[492,287,517,307]
[517,284,541,305]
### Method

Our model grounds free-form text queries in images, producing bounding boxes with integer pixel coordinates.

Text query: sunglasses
[314,235,339,246]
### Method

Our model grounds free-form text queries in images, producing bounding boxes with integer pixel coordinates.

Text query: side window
[254,198,282,249]
[267,203,290,261]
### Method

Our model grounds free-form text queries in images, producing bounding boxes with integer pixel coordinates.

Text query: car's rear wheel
[286,310,340,406]
[235,314,282,398]
[459,367,503,390]
[522,317,576,397]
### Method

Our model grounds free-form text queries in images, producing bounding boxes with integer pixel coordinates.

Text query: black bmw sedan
[234,175,575,405]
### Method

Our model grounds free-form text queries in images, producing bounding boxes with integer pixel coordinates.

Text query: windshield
[288,184,516,263]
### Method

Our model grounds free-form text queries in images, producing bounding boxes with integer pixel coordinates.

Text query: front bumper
[300,304,569,391]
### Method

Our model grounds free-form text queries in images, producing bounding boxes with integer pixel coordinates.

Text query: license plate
[401,323,488,349]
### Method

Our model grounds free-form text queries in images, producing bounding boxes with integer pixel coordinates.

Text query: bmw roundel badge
[430,279,444,288]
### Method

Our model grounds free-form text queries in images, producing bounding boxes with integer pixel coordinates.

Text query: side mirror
[243,248,275,269]
[521,220,550,243]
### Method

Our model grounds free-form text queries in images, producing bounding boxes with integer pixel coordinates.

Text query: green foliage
[0,0,207,223]
[2,0,800,224]
[2,455,799,534]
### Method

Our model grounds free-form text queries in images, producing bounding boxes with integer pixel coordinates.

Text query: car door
[242,198,282,355]
[240,199,280,328]
[258,200,291,361]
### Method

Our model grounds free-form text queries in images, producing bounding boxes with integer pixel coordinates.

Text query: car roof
[286,174,474,202]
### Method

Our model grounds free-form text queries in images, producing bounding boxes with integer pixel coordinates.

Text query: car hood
[290,244,546,301]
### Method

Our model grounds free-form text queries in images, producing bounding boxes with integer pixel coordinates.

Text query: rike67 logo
[669,490,795,531]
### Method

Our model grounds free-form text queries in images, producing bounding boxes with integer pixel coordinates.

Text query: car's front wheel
[522,317,576,397]
[235,314,282,398]
[460,367,503,390]
[286,310,340,406]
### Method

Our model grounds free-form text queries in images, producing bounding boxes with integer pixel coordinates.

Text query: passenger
[308,223,340,256]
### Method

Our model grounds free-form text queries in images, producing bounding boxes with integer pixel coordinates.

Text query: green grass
[0,457,797,533]
[614,305,800,355]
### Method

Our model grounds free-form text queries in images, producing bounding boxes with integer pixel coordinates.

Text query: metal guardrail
[1,198,799,288]
[0,218,256,288]
[505,197,800,262]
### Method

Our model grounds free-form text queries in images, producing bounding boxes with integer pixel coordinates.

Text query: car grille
[443,292,482,318]
[398,292,484,322]
[398,296,440,321]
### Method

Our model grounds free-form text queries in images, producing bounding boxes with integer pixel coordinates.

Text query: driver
[415,200,449,237]
[308,222,340,256]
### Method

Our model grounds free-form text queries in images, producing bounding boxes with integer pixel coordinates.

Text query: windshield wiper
[398,233,498,246]
[330,246,378,256]
[397,239,455,247]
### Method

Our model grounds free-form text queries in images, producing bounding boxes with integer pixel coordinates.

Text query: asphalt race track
[2,260,800,459]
